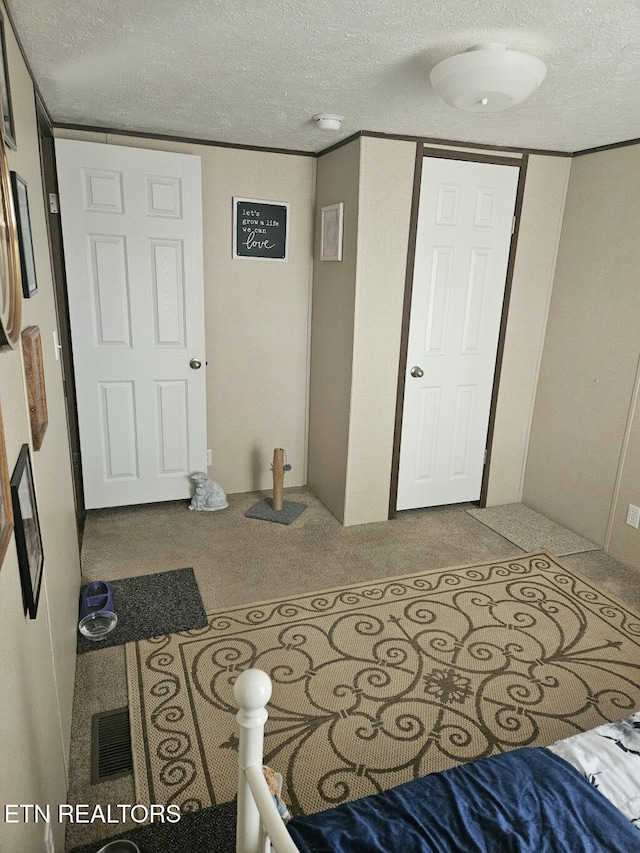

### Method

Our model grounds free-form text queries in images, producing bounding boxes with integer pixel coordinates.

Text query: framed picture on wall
[320,202,344,261]
[11,173,37,297]
[0,16,15,150]
[0,402,13,569]
[11,444,44,618]
[21,326,48,450]
[0,103,21,351]
[233,197,289,261]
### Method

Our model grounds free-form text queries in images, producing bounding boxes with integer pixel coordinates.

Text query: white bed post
[235,668,273,853]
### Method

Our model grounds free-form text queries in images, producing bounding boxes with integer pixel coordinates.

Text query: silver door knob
[410,366,424,378]
[189,358,202,370]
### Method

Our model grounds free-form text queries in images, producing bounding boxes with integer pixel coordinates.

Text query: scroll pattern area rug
[125,551,640,817]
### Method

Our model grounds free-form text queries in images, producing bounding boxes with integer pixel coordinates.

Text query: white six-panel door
[55,140,207,509]
[396,156,520,511]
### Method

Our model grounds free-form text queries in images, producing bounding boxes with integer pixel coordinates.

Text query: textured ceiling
[6,0,640,154]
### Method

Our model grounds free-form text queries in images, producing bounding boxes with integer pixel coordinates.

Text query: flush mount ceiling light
[313,113,343,131]
[430,43,547,112]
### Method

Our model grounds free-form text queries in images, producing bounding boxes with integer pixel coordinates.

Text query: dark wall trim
[36,100,86,541]
[52,122,317,158]
[315,131,363,157]
[388,142,423,519]
[421,146,522,167]
[317,130,572,160]
[41,120,640,163]
[50,123,579,162]
[479,153,530,506]
[572,135,640,158]
[46,121,640,163]
[361,130,571,159]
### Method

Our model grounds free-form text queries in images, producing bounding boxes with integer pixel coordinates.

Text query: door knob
[410,366,424,378]
[189,358,202,370]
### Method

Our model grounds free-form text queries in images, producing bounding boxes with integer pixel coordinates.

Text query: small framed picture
[0,16,15,150]
[0,402,13,569]
[11,173,37,297]
[11,444,44,618]
[21,326,48,450]
[320,202,344,261]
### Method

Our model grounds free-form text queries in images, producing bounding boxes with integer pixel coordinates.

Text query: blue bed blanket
[287,747,640,852]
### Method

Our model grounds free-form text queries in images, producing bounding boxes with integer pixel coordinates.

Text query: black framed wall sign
[0,402,12,569]
[11,172,37,297]
[233,197,289,261]
[10,444,44,618]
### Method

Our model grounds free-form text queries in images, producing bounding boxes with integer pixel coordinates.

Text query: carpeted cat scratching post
[245,448,307,525]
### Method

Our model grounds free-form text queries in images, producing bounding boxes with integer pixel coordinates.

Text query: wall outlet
[206,449,212,467]
[626,504,640,529]
[44,823,55,853]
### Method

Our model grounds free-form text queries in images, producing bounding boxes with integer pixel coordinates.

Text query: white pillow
[548,711,640,826]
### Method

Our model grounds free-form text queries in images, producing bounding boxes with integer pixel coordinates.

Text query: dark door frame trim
[388,145,529,518]
[36,96,86,541]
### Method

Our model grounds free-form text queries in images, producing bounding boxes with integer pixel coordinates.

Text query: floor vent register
[91,707,133,784]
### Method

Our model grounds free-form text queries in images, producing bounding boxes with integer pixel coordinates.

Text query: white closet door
[397,156,519,510]
[56,139,207,508]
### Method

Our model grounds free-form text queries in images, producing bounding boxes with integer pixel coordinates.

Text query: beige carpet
[466,503,599,556]
[126,550,640,818]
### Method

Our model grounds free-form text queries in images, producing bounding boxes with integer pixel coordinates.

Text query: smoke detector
[313,113,344,131]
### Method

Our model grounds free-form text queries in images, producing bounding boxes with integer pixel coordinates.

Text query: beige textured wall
[485,154,571,505]
[307,139,360,522]
[54,128,316,496]
[608,357,640,568]
[524,145,640,553]
[343,136,415,526]
[0,8,81,852]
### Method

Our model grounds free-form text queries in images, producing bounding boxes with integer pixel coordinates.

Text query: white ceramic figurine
[189,472,229,511]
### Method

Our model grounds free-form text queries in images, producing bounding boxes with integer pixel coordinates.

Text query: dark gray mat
[245,498,307,525]
[68,800,236,853]
[77,567,207,654]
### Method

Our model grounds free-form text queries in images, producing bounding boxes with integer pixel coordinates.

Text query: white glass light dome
[430,43,547,113]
